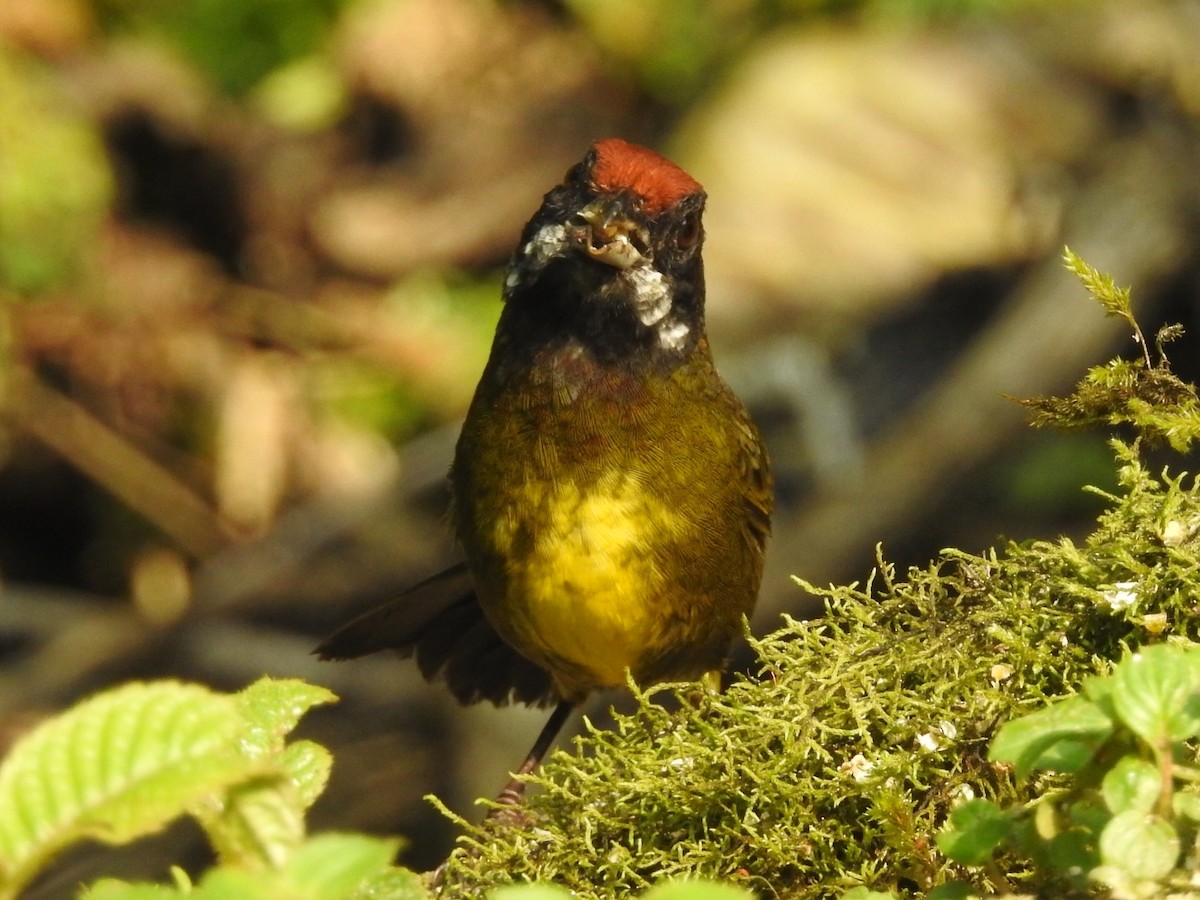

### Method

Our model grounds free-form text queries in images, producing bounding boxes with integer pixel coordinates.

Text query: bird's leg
[431,703,576,883]
[490,699,575,812]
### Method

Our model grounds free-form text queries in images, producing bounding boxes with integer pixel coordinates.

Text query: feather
[315,562,553,707]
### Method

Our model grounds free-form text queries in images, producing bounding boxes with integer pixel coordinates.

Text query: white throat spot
[626,266,671,326]
[658,318,690,351]
[527,223,569,265]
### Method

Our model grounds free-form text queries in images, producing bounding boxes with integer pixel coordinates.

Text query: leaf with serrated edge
[204,776,306,870]
[0,682,258,896]
[195,681,338,870]
[280,740,332,812]
[234,679,337,762]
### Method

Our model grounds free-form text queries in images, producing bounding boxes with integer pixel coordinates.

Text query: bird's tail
[315,562,553,707]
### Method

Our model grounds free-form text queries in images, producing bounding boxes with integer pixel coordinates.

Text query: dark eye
[676,212,701,249]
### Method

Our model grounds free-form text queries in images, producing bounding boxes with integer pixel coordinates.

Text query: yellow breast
[486,470,680,689]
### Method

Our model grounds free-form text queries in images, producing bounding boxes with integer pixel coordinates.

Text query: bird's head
[500,138,708,361]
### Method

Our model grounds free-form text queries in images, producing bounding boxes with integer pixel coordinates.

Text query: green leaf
[989,694,1113,779]
[279,741,333,812]
[0,681,252,897]
[1102,757,1161,815]
[86,840,410,900]
[842,890,896,899]
[935,799,1009,865]
[234,679,338,761]
[202,776,306,869]
[1083,672,1116,706]
[1111,645,1200,745]
[194,680,337,869]
[282,833,400,897]
[1098,810,1180,881]
[1028,738,1103,774]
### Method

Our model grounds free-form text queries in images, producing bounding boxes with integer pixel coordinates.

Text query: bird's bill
[570,198,651,271]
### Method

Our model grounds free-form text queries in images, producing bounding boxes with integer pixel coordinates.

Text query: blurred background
[2,0,1200,892]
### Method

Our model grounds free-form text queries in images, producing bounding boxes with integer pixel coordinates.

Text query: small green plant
[938,643,1200,897]
[0,678,422,900]
[1019,249,1200,452]
[894,255,1200,899]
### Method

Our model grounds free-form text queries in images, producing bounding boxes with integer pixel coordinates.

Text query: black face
[498,158,709,365]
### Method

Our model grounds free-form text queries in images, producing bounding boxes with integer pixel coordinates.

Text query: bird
[316,137,773,810]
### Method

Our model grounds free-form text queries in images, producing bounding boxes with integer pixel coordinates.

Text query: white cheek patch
[504,223,570,297]
[527,223,570,266]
